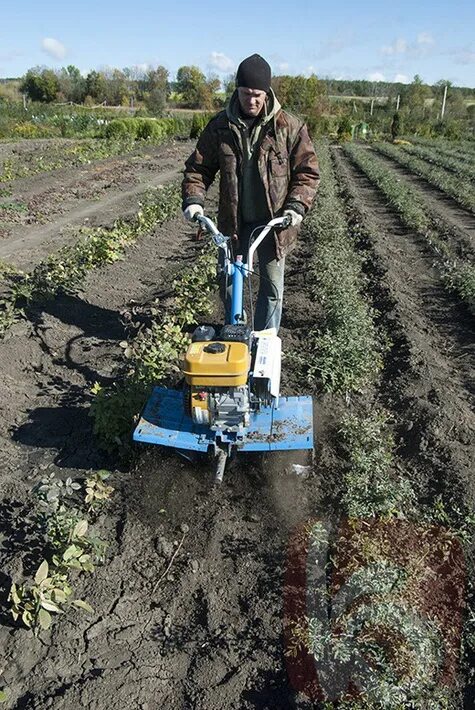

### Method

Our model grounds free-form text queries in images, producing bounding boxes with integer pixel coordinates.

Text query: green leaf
[35,560,49,584]
[72,599,94,614]
[0,689,9,703]
[73,520,88,538]
[38,608,52,630]
[63,544,80,561]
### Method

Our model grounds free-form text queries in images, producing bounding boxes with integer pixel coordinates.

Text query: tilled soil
[0,139,195,269]
[0,142,473,708]
[368,145,475,258]
[333,147,474,505]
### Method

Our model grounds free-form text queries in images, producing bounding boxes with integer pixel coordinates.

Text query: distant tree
[58,65,86,103]
[223,73,235,101]
[85,71,107,103]
[21,67,60,102]
[144,66,169,114]
[176,65,219,109]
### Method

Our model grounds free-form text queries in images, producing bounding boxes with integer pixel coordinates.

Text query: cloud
[381,38,407,56]
[381,33,436,58]
[41,37,66,60]
[208,52,234,72]
[417,32,434,46]
[276,62,289,72]
[368,71,386,81]
[394,73,409,83]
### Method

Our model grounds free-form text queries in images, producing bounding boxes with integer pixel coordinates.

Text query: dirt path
[0,140,195,269]
[368,146,475,256]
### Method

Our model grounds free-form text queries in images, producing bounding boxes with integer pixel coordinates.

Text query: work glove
[183,204,204,222]
[282,209,303,227]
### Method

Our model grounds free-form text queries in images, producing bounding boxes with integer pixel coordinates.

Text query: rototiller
[133,214,314,482]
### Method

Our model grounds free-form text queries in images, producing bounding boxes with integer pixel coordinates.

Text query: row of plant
[284,147,470,708]
[409,137,475,168]
[398,141,475,181]
[90,246,216,452]
[0,182,182,337]
[344,143,475,313]
[0,137,131,183]
[0,116,193,184]
[8,471,114,634]
[101,115,193,141]
[372,141,475,213]
[293,139,382,394]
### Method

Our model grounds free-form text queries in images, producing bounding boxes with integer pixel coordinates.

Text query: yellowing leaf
[34,560,49,585]
[72,599,94,614]
[73,520,88,538]
[38,608,52,630]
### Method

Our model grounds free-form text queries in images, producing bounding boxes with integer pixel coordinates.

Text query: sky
[1,0,474,87]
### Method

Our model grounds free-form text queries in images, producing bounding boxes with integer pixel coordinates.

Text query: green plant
[344,143,475,313]
[8,560,93,633]
[294,140,381,394]
[90,246,216,452]
[339,411,415,518]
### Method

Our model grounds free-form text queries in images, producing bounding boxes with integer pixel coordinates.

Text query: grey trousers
[220,222,285,332]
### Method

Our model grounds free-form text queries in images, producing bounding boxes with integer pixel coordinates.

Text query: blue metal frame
[133,387,313,453]
[229,258,245,325]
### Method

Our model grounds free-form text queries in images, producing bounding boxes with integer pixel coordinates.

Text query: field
[0,133,474,709]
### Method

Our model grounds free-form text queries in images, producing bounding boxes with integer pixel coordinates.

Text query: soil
[368,145,475,259]
[0,139,473,708]
[0,139,195,269]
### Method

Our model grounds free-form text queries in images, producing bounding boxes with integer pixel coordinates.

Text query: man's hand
[183,205,204,222]
[282,209,303,227]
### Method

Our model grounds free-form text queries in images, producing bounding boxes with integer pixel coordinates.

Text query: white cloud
[417,32,434,46]
[368,71,385,81]
[381,38,407,56]
[41,37,66,60]
[276,62,289,72]
[394,73,409,83]
[209,52,234,72]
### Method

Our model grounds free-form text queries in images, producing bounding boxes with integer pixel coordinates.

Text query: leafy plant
[9,560,81,633]
[85,470,115,512]
[294,140,382,394]
[339,411,415,518]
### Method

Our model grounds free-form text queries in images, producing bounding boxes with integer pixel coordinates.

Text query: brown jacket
[182,91,320,259]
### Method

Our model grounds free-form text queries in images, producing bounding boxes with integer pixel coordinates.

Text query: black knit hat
[236,54,271,92]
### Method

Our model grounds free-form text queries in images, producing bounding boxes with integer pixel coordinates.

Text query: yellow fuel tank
[183,341,249,387]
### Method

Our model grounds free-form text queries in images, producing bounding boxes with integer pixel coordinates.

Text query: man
[181,54,319,331]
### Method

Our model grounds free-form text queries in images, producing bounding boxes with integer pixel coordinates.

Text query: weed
[85,470,115,513]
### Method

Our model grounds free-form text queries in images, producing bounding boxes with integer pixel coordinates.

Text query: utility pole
[396,94,400,111]
[441,84,448,119]
[370,98,375,116]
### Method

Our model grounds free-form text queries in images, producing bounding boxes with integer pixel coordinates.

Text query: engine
[183,324,281,432]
